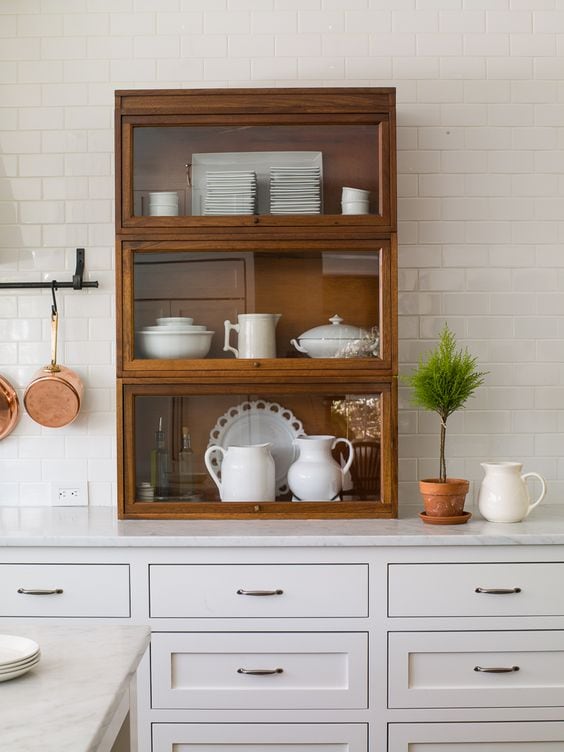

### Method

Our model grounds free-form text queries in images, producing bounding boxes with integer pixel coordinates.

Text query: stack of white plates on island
[203,170,257,215]
[0,634,41,682]
[269,165,321,214]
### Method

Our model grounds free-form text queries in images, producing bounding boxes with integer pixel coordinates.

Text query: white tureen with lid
[290,314,378,359]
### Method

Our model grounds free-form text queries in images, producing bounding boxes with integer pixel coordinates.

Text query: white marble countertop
[1,504,564,546]
[0,623,149,752]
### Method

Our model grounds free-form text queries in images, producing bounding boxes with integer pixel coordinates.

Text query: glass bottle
[177,425,194,497]
[150,416,169,498]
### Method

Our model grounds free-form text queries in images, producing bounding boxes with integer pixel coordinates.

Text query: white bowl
[138,330,214,359]
[149,206,179,216]
[144,324,206,332]
[341,186,370,200]
[156,317,194,326]
[341,200,369,215]
[149,191,178,201]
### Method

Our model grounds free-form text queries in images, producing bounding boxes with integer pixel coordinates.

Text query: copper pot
[0,375,20,439]
[24,310,84,428]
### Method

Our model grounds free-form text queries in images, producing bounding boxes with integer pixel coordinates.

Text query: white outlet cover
[51,481,88,506]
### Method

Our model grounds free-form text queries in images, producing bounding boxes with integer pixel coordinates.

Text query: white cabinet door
[151,632,367,709]
[388,722,564,751]
[388,563,564,617]
[149,563,368,618]
[153,723,367,752]
[389,631,564,708]
[0,564,130,617]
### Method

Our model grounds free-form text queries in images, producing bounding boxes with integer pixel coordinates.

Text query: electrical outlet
[51,481,88,506]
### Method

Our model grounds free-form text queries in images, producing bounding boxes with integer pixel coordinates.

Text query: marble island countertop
[1,504,564,546]
[0,623,149,752]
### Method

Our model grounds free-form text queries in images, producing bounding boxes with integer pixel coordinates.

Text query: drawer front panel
[0,564,130,617]
[388,563,564,617]
[153,723,367,752]
[388,722,564,751]
[151,632,367,709]
[149,563,368,618]
[389,631,564,708]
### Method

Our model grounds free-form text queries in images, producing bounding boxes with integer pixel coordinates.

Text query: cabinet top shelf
[115,87,396,117]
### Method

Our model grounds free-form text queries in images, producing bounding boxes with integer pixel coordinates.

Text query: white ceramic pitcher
[204,443,275,502]
[478,461,547,523]
[287,435,353,501]
[224,313,281,359]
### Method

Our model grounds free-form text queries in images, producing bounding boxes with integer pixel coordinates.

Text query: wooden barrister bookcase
[115,87,397,519]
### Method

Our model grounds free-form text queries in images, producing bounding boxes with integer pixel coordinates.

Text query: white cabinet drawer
[0,564,130,618]
[388,722,564,751]
[389,630,564,708]
[149,563,368,618]
[388,562,564,617]
[151,632,367,710]
[153,723,367,752]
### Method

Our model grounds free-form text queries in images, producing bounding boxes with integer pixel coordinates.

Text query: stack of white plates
[269,166,322,215]
[203,171,257,215]
[0,634,41,682]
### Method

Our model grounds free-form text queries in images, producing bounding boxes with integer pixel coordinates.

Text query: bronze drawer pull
[237,668,283,675]
[474,665,520,673]
[475,587,521,594]
[17,588,63,595]
[236,589,284,596]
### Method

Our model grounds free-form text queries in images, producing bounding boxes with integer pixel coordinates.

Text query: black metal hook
[51,280,58,317]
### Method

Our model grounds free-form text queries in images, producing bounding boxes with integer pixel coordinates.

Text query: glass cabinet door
[119,384,394,519]
[119,240,392,373]
[116,88,396,229]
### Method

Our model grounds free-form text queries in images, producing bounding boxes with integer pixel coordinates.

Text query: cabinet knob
[475,587,521,594]
[253,361,260,368]
[17,588,64,595]
[236,589,284,596]
[474,665,520,673]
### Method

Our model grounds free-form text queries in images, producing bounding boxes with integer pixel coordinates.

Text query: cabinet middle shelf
[117,239,394,375]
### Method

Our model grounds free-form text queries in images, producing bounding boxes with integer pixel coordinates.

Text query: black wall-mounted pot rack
[0,248,99,291]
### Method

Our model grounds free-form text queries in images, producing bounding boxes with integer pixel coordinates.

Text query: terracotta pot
[419,478,470,517]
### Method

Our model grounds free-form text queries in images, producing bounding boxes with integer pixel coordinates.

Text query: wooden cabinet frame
[115,87,397,520]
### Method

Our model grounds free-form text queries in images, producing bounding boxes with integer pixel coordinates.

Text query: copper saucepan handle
[46,310,61,373]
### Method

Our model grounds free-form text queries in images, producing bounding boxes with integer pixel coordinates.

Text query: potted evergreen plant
[403,324,487,524]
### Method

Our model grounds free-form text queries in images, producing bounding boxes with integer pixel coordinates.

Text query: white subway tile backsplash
[204,10,250,33]
[63,13,109,36]
[440,11,485,33]
[0,3,561,505]
[230,33,272,56]
[298,9,345,31]
[112,12,156,35]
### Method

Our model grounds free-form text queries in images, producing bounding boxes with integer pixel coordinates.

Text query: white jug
[287,435,353,501]
[204,443,275,502]
[224,313,281,359]
[478,461,546,523]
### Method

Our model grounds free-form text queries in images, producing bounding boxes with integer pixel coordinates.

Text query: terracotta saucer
[419,510,472,525]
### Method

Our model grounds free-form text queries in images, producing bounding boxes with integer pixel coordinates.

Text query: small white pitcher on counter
[478,461,547,523]
[204,443,275,502]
